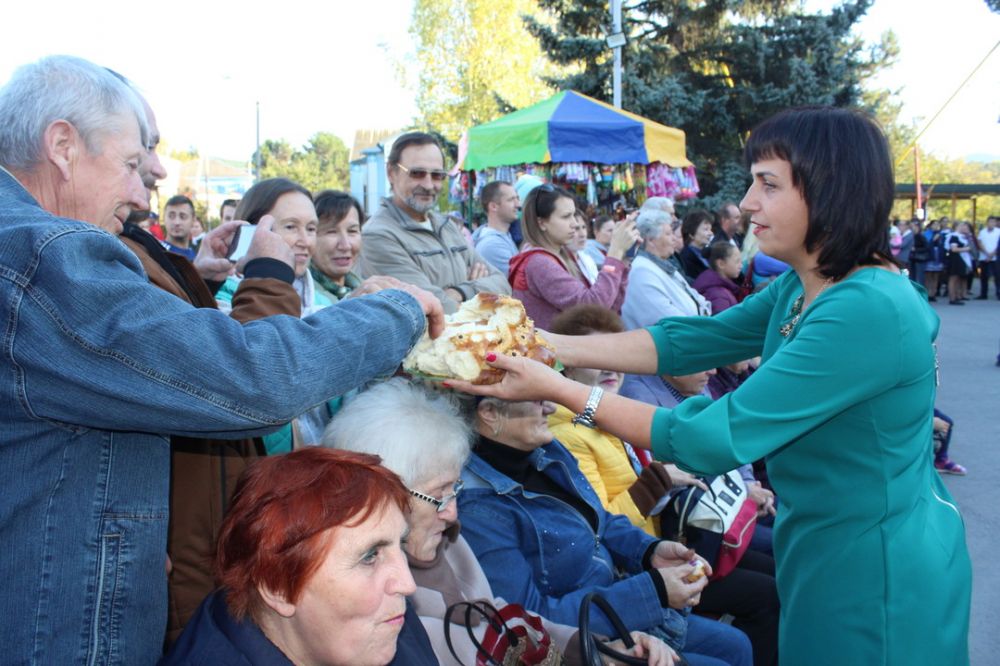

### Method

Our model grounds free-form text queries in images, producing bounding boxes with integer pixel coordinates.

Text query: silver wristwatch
[572,386,605,428]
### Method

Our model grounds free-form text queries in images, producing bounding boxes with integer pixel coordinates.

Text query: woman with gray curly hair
[622,209,711,330]
[322,378,677,666]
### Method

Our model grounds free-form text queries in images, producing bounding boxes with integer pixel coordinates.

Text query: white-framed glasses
[409,479,464,513]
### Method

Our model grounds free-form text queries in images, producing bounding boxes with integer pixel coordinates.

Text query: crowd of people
[898,215,1000,304]
[0,55,974,666]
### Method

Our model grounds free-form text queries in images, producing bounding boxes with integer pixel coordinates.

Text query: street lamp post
[608,0,625,109]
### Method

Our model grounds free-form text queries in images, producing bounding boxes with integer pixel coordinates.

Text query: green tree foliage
[410,0,565,139]
[866,91,1000,221]
[528,0,897,210]
[254,132,351,193]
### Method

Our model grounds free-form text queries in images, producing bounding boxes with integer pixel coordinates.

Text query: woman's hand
[932,416,950,434]
[602,631,681,665]
[662,464,709,492]
[607,217,642,260]
[655,561,710,608]
[748,481,776,517]
[444,352,573,402]
[650,540,710,574]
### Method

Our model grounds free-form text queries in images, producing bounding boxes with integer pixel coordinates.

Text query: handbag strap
[445,600,512,666]
[578,593,646,666]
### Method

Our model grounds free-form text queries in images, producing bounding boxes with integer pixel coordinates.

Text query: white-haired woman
[622,209,711,330]
[323,379,678,666]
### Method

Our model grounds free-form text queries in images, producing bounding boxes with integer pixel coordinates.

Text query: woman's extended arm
[448,354,660,449]
[544,328,661,374]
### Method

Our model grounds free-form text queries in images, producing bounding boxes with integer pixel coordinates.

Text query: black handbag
[578,593,690,666]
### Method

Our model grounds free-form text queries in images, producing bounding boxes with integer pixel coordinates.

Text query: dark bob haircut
[215,447,410,623]
[314,190,365,230]
[235,178,311,225]
[744,106,898,280]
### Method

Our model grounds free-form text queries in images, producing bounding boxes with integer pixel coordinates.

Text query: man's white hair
[0,55,148,172]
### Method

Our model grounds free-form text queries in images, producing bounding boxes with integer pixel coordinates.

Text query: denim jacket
[458,440,687,646]
[0,169,426,665]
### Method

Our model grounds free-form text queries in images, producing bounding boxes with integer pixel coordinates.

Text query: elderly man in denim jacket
[0,56,442,665]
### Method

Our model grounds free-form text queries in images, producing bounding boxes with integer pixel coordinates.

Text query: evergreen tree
[528,0,897,209]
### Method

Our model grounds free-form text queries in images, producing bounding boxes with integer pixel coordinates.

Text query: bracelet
[572,386,605,428]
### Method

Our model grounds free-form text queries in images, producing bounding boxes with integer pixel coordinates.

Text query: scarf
[638,248,677,276]
[309,265,361,302]
[639,249,707,315]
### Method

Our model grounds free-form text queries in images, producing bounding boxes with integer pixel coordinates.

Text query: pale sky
[1,0,997,163]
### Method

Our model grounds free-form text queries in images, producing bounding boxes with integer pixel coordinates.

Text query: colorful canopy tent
[460,91,691,171]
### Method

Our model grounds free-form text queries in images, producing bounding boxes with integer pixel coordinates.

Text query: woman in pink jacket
[508,185,640,329]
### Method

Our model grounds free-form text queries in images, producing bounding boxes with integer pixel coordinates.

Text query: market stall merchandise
[452,91,698,212]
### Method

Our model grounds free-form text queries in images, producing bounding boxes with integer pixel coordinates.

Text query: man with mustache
[359,131,510,313]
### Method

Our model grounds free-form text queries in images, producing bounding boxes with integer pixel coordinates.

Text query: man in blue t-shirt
[472,180,519,276]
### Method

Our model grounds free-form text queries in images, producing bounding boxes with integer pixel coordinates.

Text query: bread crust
[403,293,556,384]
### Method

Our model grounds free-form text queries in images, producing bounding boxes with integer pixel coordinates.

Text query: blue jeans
[682,614,753,666]
[749,523,774,557]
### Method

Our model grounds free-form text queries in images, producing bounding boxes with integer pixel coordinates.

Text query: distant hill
[966,153,1000,164]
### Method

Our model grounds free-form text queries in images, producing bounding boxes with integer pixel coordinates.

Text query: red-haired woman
[163,448,437,666]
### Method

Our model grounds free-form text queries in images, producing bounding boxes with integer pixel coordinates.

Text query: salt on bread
[403,293,556,384]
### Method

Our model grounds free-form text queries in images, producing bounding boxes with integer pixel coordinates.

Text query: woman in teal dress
[449,107,972,664]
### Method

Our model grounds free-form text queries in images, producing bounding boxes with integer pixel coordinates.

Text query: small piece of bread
[685,560,706,583]
[403,293,556,384]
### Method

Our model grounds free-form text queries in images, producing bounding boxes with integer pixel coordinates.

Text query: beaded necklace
[779,278,833,337]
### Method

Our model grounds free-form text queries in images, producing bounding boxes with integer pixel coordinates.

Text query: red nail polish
[486,353,497,362]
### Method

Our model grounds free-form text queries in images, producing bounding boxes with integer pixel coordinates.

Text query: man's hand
[468,261,490,281]
[193,219,242,282]
[344,275,445,339]
[234,215,295,274]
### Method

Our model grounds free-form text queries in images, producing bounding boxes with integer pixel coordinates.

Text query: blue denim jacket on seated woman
[458,440,688,649]
[0,168,427,665]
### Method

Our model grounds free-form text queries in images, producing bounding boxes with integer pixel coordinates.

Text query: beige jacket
[358,198,510,313]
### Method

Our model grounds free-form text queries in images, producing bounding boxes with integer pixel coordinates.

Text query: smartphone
[625,241,641,260]
[227,224,254,262]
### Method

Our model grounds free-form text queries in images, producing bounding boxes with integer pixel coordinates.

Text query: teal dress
[646,268,971,665]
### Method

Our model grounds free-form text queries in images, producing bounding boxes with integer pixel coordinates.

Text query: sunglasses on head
[396,163,448,182]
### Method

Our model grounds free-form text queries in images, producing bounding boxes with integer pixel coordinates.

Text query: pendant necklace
[780,278,834,337]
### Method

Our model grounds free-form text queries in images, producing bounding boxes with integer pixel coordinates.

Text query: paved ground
[928,289,998,665]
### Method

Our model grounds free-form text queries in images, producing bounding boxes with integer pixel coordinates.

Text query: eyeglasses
[395,163,448,182]
[409,479,464,513]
